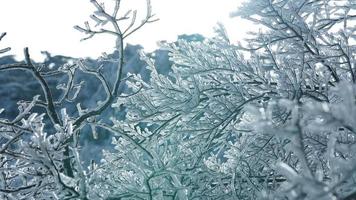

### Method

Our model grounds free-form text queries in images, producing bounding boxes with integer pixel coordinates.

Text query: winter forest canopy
[0,0,356,199]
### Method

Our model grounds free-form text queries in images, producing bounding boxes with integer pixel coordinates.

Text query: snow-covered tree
[0,0,156,199]
[95,0,356,199]
[1,0,355,199]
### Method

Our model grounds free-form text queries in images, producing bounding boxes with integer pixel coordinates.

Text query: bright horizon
[0,0,249,61]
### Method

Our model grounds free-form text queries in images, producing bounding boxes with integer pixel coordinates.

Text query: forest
[0,0,355,199]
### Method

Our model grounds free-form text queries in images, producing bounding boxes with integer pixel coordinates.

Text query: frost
[1,0,356,199]
[59,172,77,188]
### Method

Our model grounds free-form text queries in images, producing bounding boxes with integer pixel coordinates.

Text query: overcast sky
[0,0,249,61]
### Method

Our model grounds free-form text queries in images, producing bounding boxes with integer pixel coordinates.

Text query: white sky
[0,0,250,61]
